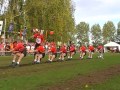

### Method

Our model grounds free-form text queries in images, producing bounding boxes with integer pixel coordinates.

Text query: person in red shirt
[32,29,44,60]
[97,44,104,59]
[79,44,86,59]
[59,43,67,61]
[47,42,57,62]
[32,29,44,49]
[33,43,45,64]
[88,44,94,59]
[68,43,76,60]
[11,40,26,67]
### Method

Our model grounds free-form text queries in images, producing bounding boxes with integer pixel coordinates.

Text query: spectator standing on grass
[0,42,4,56]
[5,42,11,56]
[0,42,2,56]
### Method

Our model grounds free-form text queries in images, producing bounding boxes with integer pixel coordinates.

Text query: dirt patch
[43,64,120,90]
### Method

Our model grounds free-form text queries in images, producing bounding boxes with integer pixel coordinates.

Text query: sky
[73,0,120,27]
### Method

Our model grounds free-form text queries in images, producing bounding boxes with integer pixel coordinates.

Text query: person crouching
[33,43,45,64]
[68,43,76,60]
[11,40,26,67]
[47,42,57,62]
[59,43,67,61]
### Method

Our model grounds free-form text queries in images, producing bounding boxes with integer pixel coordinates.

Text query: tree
[23,0,75,42]
[3,0,75,42]
[102,21,116,43]
[114,21,120,43]
[76,22,89,45]
[117,21,120,35]
[91,24,102,45]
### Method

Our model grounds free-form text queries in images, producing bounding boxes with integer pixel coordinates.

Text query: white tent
[104,42,120,52]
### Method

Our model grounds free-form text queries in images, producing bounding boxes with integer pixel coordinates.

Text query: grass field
[0,53,120,90]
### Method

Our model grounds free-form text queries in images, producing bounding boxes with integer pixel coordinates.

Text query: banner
[8,23,14,33]
[0,21,3,35]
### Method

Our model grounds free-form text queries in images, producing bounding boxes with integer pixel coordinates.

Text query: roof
[104,42,120,47]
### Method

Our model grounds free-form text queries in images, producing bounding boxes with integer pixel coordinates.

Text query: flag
[0,21,3,35]
[8,23,14,33]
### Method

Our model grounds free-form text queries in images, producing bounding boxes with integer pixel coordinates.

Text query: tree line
[0,0,120,45]
[76,21,120,45]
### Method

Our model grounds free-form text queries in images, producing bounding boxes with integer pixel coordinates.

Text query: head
[89,43,93,46]
[17,39,24,43]
[13,41,17,44]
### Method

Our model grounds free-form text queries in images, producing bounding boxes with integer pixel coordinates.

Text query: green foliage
[117,21,120,35]
[1,0,75,42]
[91,24,102,45]
[102,21,116,43]
[76,22,89,44]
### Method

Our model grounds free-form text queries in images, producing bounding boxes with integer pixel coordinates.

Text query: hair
[13,41,17,44]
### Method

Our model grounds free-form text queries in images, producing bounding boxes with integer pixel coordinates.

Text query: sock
[34,59,37,62]
[62,58,64,60]
[49,59,52,61]
[68,56,70,58]
[37,60,40,62]
[12,60,15,62]
[70,57,72,59]
[17,62,19,65]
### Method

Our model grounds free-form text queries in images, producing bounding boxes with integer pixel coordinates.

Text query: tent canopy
[104,42,120,47]
[104,42,120,52]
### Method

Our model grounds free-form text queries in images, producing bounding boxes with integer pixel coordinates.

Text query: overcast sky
[73,0,120,27]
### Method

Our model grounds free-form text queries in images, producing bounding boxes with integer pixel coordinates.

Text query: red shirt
[33,33,44,44]
[80,46,86,52]
[70,45,75,52]
[89,45,94,51]
[50,45,57,53]
[98,45,103,50]
[60,45,67,53]
[33,33,39,38]
[14,42,24,52]
[36,45,45,53]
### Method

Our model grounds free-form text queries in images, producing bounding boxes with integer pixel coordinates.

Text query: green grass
[0,53,120,90]
[93,75,120,90]
[80,75,120,90]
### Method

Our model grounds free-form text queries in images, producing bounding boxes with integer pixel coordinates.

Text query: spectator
[0,42,4,56]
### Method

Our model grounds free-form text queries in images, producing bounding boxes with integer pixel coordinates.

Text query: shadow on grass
[0,58,82,69]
